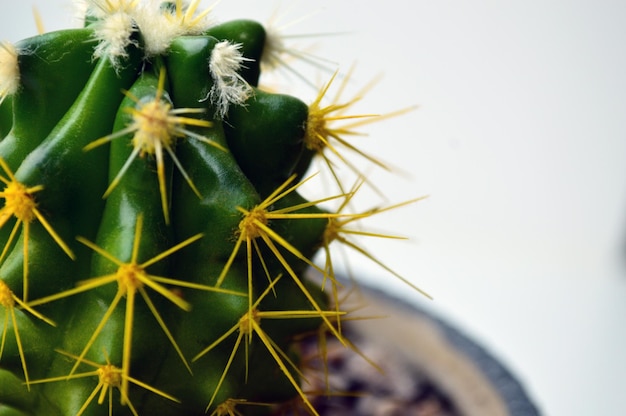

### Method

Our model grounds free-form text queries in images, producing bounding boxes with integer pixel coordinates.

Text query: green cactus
[0,1,428,415]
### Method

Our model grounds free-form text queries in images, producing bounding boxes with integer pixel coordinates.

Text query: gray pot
[326,286,540,416]
[292,281,542,416]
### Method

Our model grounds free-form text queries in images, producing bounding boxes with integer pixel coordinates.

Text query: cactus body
[0,2,424,415]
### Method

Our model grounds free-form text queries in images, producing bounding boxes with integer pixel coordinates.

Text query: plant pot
[276,278,542,416]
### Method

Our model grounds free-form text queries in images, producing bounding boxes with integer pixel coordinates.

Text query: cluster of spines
[0,1,426,415]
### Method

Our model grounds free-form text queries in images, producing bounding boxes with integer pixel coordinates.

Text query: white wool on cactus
[207,40,254,119]
[0,41,19,103]
[132,0,215,57]
[86,0,216,61]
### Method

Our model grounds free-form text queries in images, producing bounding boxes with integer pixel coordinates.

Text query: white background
[3,1,626,415]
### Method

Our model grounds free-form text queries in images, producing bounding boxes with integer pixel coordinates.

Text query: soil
[275,327,461,416]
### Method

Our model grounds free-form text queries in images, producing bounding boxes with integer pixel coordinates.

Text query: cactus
[0,1,427,415]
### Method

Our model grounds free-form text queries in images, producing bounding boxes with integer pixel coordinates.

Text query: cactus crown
[0,1,426,415]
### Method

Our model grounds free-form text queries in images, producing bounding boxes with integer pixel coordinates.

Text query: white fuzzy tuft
[84,0,138,67]
[132,3,186,56]
[81,0,217,59]
[133,0,214,57]
[0,42,19,100]
[207,41,254,118]
[92,11,137,66]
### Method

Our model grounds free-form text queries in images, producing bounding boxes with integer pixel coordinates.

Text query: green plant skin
[0,95,12,139]
[0,29,97,252]
[4,41,144,306]
[0,29,97,171]
[166,35,219,107]
[139,268,250,416]
[0,45,143,384]
[0,224,73,373]
[44,72,177,416]
[0,3,386,415]
[165,35,264,263]
[224,88,309,196]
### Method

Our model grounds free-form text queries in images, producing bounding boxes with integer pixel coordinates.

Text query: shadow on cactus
[0,1,427,415]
